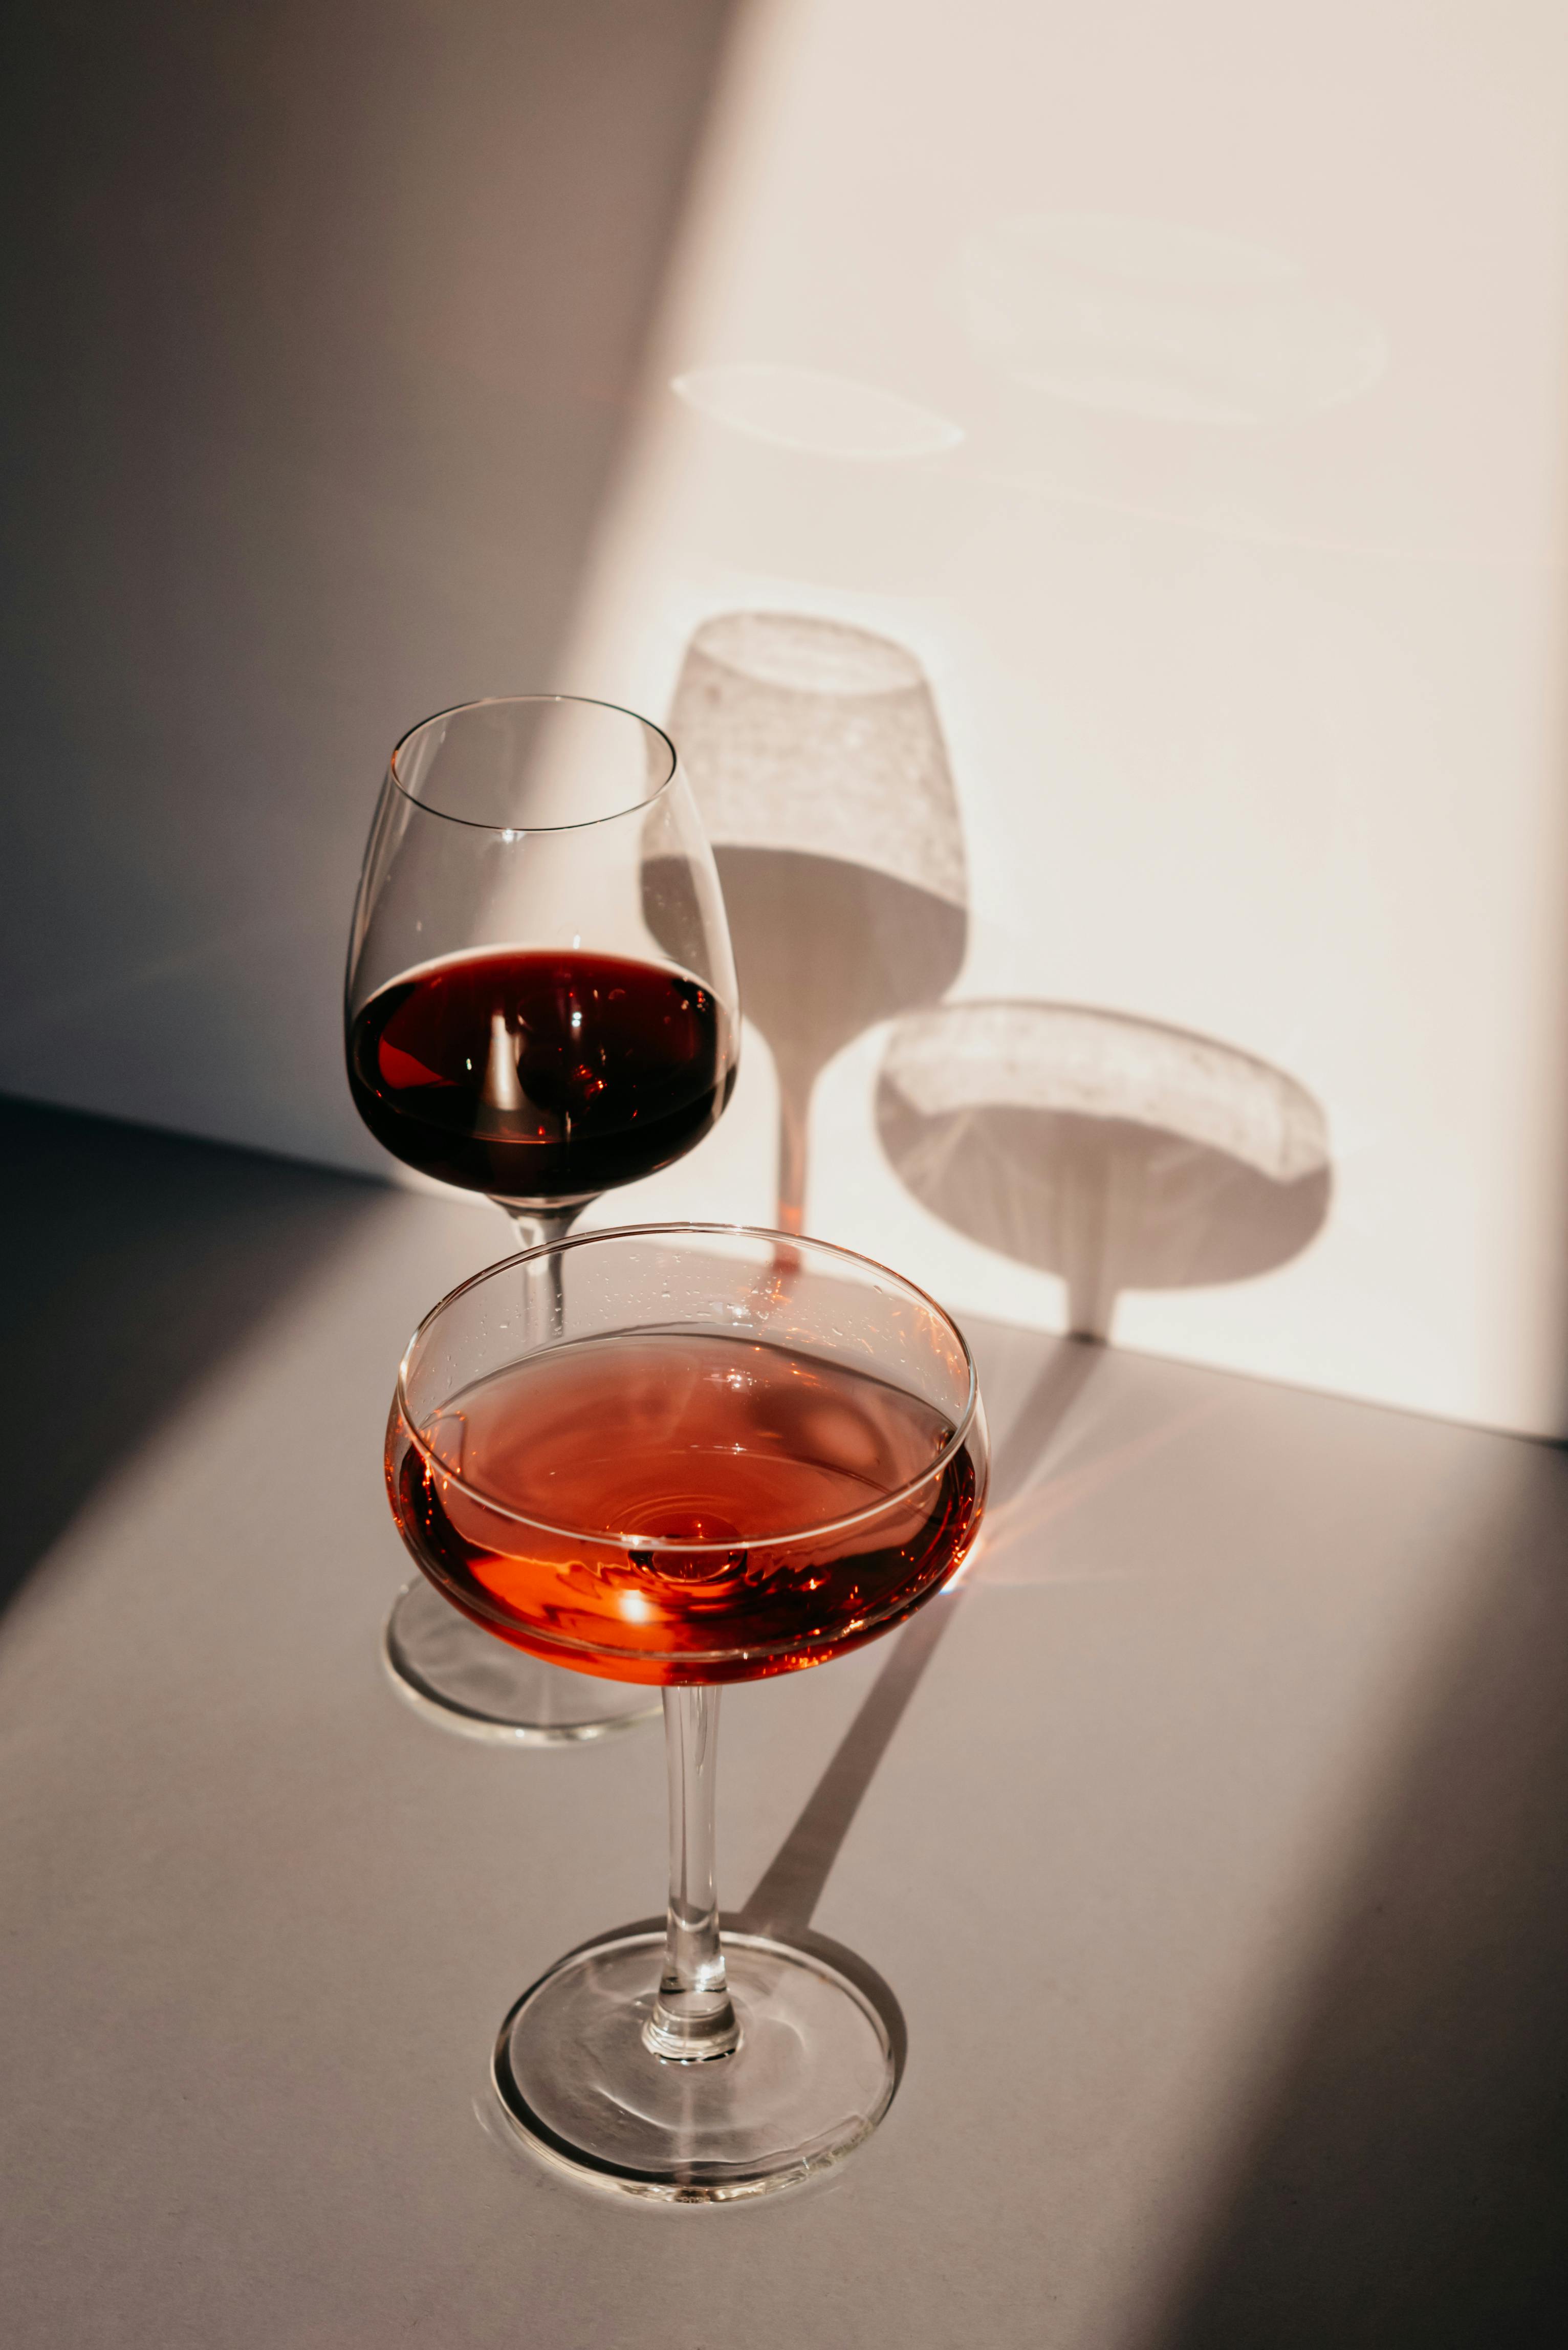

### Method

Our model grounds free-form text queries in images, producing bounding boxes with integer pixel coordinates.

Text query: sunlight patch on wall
[961,213,1387,427]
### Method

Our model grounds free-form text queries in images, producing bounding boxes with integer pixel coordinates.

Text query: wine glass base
[381,1580,661,1746]
[491,1929,896,2202]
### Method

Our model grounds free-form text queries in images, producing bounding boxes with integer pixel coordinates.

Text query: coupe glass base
[381,1579,660,1746]
[491,1929,896,2201]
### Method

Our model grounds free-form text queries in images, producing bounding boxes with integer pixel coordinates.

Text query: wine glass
[386,1223,989,2199]
[346,697,741,1743]
[662,614,968,1231]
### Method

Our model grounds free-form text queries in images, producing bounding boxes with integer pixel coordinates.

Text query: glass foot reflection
[382,1580,661,1746]
[492,1929,896,2201]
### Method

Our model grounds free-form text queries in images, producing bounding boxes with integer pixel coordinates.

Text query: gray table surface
[2,1099,1564,2348]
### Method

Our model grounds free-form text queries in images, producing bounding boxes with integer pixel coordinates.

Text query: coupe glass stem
[643,1686,741,2061]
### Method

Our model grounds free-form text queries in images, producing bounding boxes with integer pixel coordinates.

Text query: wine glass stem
[494,1202,586,1342]
[644,1685,741,2061]
[496,1202,582,1254]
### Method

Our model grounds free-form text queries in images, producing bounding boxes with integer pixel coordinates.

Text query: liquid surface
[348,948,733,1200]
[387,1333,982,1684]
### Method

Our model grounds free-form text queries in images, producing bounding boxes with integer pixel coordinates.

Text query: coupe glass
[346,697,741,1742]
[386,1224,989,2198]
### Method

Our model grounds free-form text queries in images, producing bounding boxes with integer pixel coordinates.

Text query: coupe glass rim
[395,1221,981,1552]
[388,694,679,834]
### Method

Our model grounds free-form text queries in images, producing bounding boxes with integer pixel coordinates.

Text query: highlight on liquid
[387,1330,983,1684]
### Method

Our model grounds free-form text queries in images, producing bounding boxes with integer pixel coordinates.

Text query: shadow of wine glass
[877,1000,1333,1342]
[655,612,969,1232]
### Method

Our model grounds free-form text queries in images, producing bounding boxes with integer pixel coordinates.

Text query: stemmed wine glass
[386,1223,988,2198]
[346,697,741,1742]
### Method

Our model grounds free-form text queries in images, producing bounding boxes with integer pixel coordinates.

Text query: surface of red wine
[347,949,733,1201]
[387,1333,982,1684]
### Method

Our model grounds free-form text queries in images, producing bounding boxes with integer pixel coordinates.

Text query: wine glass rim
[395,1221,981,1551]
[388,694,679,834]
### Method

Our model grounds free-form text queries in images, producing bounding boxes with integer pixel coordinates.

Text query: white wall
[555,0,1568,1436]
[7,0,1568,1437]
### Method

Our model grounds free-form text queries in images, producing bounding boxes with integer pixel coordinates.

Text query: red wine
[387,1333,983,1684]
[347,949,734,1201]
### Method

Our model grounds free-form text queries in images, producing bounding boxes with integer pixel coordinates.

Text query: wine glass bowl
[384,1224,989,2199]
[387,1226,985,1687]
[345,695,741,1743]
[347,696,739,1224]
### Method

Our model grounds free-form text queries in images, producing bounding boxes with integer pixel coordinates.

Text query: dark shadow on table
[0,1095,381,1622]
[1144,1448,1568,2349]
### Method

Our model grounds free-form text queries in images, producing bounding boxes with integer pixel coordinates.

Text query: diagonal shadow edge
[733,1585,964,1945]
[516,1337,1108,2103]
[990,1332,1106,1504]
[733,1339,1105,1951]
[0,1096,385,1624]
